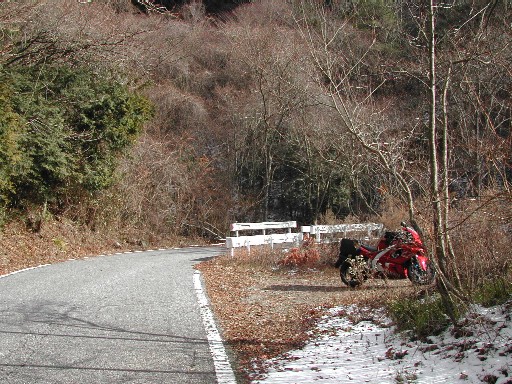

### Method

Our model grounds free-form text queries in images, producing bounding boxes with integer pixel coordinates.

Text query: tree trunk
[428,0,461,321]
[441,65,462,290]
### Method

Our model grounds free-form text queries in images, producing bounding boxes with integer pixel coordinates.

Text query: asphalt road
[0,246,227,384]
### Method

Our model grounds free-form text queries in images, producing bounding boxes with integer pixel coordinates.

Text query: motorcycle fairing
[371,248,389,272]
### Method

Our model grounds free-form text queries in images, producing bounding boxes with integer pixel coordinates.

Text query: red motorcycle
[335,222,435,287]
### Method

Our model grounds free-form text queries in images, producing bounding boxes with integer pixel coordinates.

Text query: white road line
[0,248,167,279]
[193,270,237,384]
[0,264,51,279]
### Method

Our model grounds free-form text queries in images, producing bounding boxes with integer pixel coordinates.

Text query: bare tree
[294,0,511,318]
[228,16,318,220]
[294,0,421,224]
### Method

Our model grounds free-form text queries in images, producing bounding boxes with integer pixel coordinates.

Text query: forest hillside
[0,0,510,299]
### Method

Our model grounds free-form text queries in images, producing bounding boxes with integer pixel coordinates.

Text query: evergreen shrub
[387,293,452,339]
[0,64,153,211]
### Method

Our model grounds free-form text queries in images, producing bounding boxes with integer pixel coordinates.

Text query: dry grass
[449,199,512,292]
[220,242,339,270]
[0,216,191,276]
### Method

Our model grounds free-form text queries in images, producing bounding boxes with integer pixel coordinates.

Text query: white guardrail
[226,221,383,255]
[226,221,300,256]
[306,223,383,243]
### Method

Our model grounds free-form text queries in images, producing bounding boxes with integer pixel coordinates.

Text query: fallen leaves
[196,253,415,383]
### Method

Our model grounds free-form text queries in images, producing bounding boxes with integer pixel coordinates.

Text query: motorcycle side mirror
[400,221,407,227]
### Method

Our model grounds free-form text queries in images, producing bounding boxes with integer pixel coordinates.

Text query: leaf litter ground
[197,254,512,384]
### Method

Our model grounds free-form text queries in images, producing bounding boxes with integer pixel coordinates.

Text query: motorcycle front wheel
[340,256,369,288]
[407,258,435,285]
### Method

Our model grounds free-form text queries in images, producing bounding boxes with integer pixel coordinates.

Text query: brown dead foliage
[0,217,190,276]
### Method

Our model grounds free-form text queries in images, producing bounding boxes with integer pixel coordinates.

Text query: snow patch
[252,303,512,383]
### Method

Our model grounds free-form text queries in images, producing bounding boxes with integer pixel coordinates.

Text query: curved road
[0,246,232,383]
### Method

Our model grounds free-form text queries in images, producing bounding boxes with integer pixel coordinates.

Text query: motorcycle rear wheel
[407,259,435,285]
[340,256,369,288]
